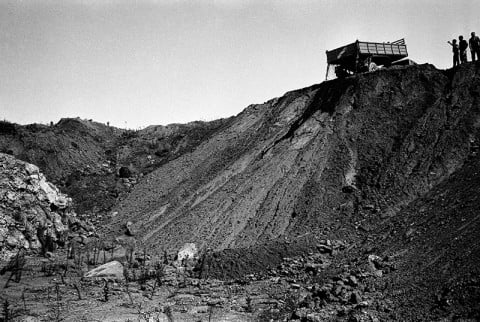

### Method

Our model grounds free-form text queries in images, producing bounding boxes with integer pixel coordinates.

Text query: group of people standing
[448,32,480,67]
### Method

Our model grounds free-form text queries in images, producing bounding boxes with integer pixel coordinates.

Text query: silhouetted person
[448,39,460,67]
[459,35,469,63]
[469,32,480,61]
[1,248,26,288]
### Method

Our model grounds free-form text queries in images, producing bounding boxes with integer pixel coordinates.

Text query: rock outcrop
[0,153,76,261]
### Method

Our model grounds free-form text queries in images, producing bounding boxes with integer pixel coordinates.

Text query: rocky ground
[0,237,402,322]
[1,62,480,321]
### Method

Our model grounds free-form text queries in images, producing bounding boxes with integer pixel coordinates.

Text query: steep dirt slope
[0,118,121,182]
[0,118,227,220]
[112,63,480,253]
[0,118,124,218]
[370,149,480,320]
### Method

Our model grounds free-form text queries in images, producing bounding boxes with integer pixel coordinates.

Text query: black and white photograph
[1,0,480,321]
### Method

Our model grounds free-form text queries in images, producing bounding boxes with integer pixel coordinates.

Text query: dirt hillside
[2,63,480,321]
[111,63,480,255]
[0,118,227,223]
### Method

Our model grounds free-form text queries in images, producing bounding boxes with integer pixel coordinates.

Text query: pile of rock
[283,254,395,321]
[0,153,77,261]
[265,240,347,280]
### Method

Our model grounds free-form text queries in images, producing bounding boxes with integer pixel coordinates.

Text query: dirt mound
[111,63,480,254]
[198,235,334,279]
[0,153,77,261]
[0,118,227,224]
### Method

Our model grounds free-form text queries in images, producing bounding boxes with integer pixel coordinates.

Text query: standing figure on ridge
[448,39,460,67]
[459,35,469,63]
[469,32,480,62]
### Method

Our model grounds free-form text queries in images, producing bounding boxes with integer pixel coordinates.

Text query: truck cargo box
[326,39,408,78]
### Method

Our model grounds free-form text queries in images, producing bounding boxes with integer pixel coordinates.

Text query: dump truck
[326,39,408,79]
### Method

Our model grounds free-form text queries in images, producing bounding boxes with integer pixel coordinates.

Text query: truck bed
[327,40,408,65]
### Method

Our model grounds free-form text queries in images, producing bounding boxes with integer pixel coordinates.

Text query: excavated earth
[112,63,480,250]
[0,118,227,225]
[1,62,480,321]
[110,62,479,320]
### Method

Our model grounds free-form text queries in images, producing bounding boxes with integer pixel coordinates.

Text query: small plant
[127,246,135,267]
[52,283,63,322]
[67,240,76,260]
[21,288,27,312]
[162,250,168,265]
[149,261,165,299]
[3,299,10,322]
[0,120,16,135]
[123,266,134,305]
[72,280,82,300]
[164,305,175,322]
[60,255,69,284]
[207,304,215,322]
[245,295,253,313]
[1,248,26,288]
[41,260,65,278]
[102,280,110,302]
[138,267,149,286]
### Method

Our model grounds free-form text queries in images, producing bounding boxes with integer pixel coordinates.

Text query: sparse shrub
[72,280,82,300]
[149,261,165,299]
[245,295,253,313]
[2,248,26,288]
[208,304,215,322]
[164,306,175,322]
[123,266,134,305]
[119,166,132,178]
[52,283,63,322]
[120,130,137,140]
[67,240,76,260]
[21,288,27,312]
[154,149,169,157]
[102,280,110,302]
[2,299,10,322]
[41,261,61,277]
[138,268,149,286]
[36,227,56,255]
[0,120,16,135]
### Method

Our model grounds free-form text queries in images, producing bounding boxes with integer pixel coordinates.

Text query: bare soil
[2,63,480,320]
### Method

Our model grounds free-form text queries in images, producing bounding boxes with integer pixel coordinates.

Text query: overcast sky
[1,0,479,128]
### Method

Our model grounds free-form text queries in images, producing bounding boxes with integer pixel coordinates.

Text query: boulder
[125,221,135,236]
[176,243,198,262]
[84,260,124,281]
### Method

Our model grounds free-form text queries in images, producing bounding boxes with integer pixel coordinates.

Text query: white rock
[84,261,124,281]
[176,243,198,262]
[24,163,39,175]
